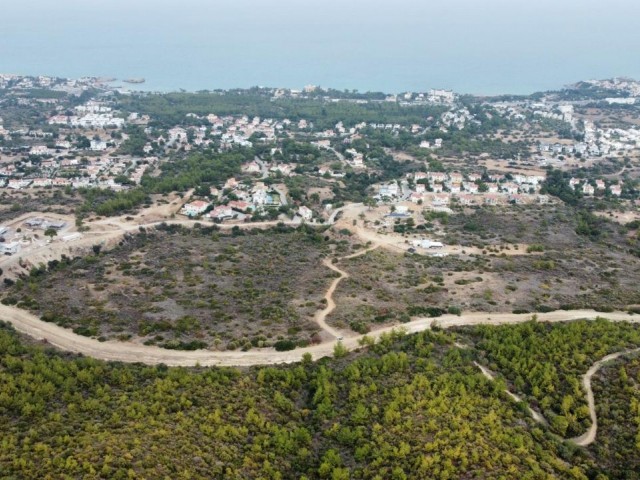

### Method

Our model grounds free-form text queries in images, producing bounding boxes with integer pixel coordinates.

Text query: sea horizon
[2,0,640,96]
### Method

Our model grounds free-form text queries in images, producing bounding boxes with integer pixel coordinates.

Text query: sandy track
[3,206,640,448]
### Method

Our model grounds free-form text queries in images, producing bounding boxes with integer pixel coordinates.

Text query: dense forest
[0,322,606,480]
[2,318,640,478]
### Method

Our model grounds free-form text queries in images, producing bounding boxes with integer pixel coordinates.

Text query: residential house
[31,178,52,188]
[582,184,595,196]
[428,172,447,183]
[467,173,481,182]
[90,140,108,151]
[501,183,519,195]
[462,182,478,193]
[458,194,475,206]
[182,200,210,216]
[7,179,32,189]
[378,182,400,198]
[610,185,622,196]
[242,161,262,174]
[209,206,234,221]
[431,193,450,206]
[52,178,72,187]
[448,183,461,194]
[29,145,51,156]
[270,164,295,176]
[409,192,427,204]
[60,158,79,167]
[448,173,463,184]
[228,200,251,212]
[224,177,239,190]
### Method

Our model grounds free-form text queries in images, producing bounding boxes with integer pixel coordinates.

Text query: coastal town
[0,74,639,260]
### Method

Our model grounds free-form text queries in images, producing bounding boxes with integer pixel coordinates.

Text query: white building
[90,140,108,151]
[412,239,444,249]
[298,206,313,221]
[2,242,20,255]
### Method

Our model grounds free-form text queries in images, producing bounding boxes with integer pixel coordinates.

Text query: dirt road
[0,208,304,279]
[335,203,539,257]
[2,300,638,367]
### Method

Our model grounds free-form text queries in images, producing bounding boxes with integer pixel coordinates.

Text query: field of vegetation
[447,205,640,310]
[342,204,640,323]
[0,188,81,223]
[2,224,337,351]
[327,248,488,333]
[0,321,612,480]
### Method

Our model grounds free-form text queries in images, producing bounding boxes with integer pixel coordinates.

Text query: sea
[2,0,640,96]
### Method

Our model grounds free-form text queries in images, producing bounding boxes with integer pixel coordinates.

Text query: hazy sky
[2,0,639,93]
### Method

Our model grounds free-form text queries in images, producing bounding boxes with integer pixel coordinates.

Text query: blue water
[2,0,640,95]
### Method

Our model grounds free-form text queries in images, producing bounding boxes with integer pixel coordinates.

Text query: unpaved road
[3,205,640,449]
[0,210,304,279]
[335,203,541,257]
[2,302,638,367]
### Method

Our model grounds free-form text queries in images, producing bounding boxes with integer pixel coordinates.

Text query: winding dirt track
[3,205,640,447]
[314,245,380,339]
[474,348,640,447]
